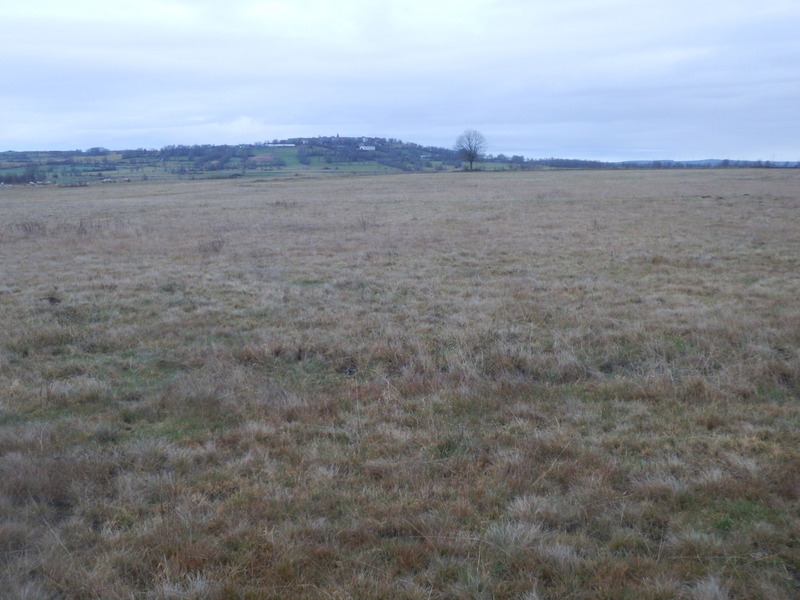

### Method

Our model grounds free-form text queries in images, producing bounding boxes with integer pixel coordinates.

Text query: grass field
[1,170,798,599]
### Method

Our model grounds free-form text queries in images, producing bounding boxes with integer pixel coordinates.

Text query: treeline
[286,136,461,171]
[112,137,457,171]
[3,139,798,185]
[490,157,800,170]
[0,164,39,184]
[0,149,111,183]
[123,145,255,171]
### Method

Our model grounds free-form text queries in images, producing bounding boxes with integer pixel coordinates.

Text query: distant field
[0,142,460,184]
[1,170,798,599]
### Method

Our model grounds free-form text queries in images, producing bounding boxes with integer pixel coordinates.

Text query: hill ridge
[2,136,797,185]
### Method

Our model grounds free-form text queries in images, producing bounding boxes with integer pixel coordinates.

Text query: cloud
[2,0,799,159]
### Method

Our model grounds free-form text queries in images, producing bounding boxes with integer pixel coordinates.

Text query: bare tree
[455,129,487,171]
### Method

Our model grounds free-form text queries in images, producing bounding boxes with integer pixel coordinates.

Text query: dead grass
[1,170,798,598]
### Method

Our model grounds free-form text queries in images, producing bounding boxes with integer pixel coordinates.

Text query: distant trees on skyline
[2,136,797,185]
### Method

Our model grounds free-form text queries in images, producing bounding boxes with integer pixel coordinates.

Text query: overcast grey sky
[3,0,799,160]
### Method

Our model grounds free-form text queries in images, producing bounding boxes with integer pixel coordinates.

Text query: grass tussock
[1,170,798,599]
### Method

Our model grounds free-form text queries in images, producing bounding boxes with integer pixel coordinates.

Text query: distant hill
[2,136,796,185]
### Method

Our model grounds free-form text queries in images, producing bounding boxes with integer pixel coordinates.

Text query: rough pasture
[1,170,798,599]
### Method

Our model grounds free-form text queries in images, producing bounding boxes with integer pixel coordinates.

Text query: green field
[1,170,798,599]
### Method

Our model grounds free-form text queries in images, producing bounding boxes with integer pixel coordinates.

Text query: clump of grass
[11,220,48,236]
[197,237,226,255]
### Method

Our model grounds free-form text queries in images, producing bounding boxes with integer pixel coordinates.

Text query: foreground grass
[1,170,798,599]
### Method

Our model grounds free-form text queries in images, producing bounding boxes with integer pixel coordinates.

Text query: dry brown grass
[1,170,798,599]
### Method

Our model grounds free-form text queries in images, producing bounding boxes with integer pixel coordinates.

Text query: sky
[2,0,799,161]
